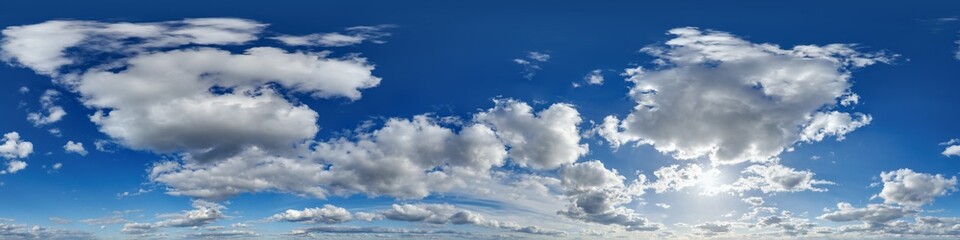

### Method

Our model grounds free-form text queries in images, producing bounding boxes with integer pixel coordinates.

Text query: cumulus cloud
[557,161,659,231]
[122,200,225,234]
[63,141,87,156]
[2,19,380,164]
[269,205,352,224]
[584,69,604,85]
[0,132,32,175]
[799,111,872,142]
[273,25,392,47]
[513,51,550,79]
[716,164,833,194]
[26,89,66,126]
[476,99,587,170]
[599,27,890,164]
[646,164,719,193]
[877,169,957,207]
[942,139,960,157]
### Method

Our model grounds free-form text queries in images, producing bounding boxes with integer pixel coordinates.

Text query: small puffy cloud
[273,25,392,47]
[799,111,872,142]
[942,139,960,157]
[877,168,957,207]
[1,132,32,175]
[599,27,890,165]
[584,69,604,85]
[51,163,62,170]
[819,202,916,225]
[0,132,33,159]
[475,99,587,170]
[269,204,352,224]
[63,141,87,156]
[26,89,66,126]
[646,164,718,193]
[743,197,765,207]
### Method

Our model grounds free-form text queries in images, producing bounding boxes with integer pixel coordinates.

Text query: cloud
[743,196,765,206]
[122,200,225,234]
[0,132,32,175]
[26,89,66,126]
[877,168,957,207]
[716,164,834,194]
[942,139,960,157]
[2,19,381,164]
[475,99,587,170]
[272,25,392,47]
[63,141,87,156]
[0,222,95,240]
[584,69,604,85]
[513,51,550,79]
[557,161,659,231]
[1,18,265,76]
[269,205,352,224]
[799,111,872,142]
[819,202,916,225]
[599,27,890,165]
[646,164,718,193]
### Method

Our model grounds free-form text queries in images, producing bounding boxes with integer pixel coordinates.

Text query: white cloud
[599,27,890,165]
[646,164,718,193]
[877,168,957,207]
[1,18,265,76]
[799,111,872,142]
[584,69,604,85]
[63,141,87,156]
[122,200,225,234]
[2,19,380,165]
[273,25,392,47]
[0,132,32,175]
[51,163,62,170]
[340,203,565,236]
[475,99,587,170]
[557,161,659,232]
[513,51,550,79]
[26,89,66,126]
[743,196,765,207]
[0,222,94,240]
[269,204,352,224]
[716,164,833,194]
[819,202,915,225]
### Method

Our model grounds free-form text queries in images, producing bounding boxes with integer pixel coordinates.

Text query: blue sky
[1,0,960,239]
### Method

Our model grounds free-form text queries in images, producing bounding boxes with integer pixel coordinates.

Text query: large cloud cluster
[599,27,890,164]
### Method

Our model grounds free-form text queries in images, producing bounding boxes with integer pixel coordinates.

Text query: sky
[1,0,960,239]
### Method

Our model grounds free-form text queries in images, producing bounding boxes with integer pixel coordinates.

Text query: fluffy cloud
[877,169,957,207]
[584,69,604,85]
[942,139,960,157]
[273,25,392,47]
[475,99,587,170]
[0,132,32,175]
[26,89,66,126]
[269,205,352,224]
[599,27,889,164]
[2,19,380,164]
[646,164,718,193]
[799,111,872,142]
[819,202,916,225]
[63,141,87,156]
[708,164,832,195]
[1,18,265,75]
[122,200,225,234]
[557,161,659,231]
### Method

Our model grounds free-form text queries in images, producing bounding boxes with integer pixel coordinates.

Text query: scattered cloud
[0,132,32,175]
[876,168,957,207]
[63,141,87,156]
[513,51,550,79]
[26,89,66,126]
[272,25,393,47]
